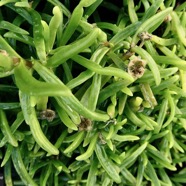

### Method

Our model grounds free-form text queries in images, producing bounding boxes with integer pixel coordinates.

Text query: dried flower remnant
[128,57,146,79]
[138,32,152,41]
[138,31,152,47]
[38,109,56,122]
[78,117,92,131]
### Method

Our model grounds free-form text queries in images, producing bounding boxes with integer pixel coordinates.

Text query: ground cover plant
[0,0,186,185]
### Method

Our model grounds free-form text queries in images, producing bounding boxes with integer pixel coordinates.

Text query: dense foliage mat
[0,0,186,185]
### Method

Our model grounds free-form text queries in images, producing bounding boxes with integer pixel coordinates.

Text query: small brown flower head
[39,109,56,122]
[128,57,146,79]
[78,117,92,131]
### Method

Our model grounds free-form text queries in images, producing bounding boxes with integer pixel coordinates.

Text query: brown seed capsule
[39,109,56,122]
[78,117,92,131]
[128,57,146,79]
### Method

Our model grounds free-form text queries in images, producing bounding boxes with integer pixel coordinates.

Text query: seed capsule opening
[128,57,146,79]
